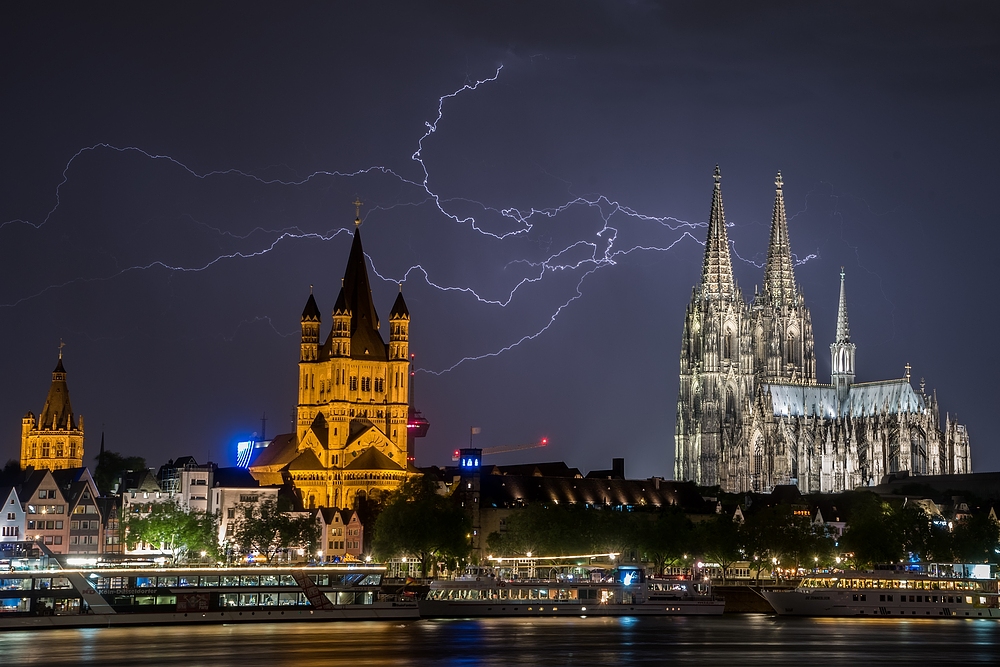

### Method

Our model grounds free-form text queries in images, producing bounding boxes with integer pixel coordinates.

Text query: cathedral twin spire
[763,172,797,305]
[699,166,736,298]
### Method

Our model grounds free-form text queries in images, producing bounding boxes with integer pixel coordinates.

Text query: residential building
[17,469,70,553]
[51,468,102,554]
[316,508,364,561]
[0,486,24,543]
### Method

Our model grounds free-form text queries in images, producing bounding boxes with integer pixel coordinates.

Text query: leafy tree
[840,494,906,568]
[124,499,217,563]
[698,515,742,584]
[637,507,696,575]
[952,511,1000,563]
[371,476,470,577]
[94,450,146,495]
[231,497,319,563]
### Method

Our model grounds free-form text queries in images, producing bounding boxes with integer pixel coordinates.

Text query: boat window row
[800,578,984,591]
[427,587,592,602]
[0,577,72,591]
[93,572,381,590]
[99,574,300,589]
[876,593,975,605]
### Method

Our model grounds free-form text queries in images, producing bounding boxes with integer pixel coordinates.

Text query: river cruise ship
[419,565,725,618]
[0,562,418,629]
[762,570,1000,618]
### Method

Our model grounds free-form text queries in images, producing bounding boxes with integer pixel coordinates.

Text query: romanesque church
[250,213,412,508]
[674,168,971,493]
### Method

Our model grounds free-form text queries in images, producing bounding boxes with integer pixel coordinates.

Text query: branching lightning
[0,66,820,374]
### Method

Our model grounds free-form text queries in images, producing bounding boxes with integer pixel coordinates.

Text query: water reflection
[2,616,1000,666]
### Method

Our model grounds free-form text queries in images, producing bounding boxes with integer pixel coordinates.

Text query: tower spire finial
[58,339,65,360]
[353,198,363,226]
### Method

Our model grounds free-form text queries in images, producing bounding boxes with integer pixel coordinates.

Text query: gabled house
[51,468,103,554]
[316,508,364,561]
[0,486,25,542]
[17,469,70,553]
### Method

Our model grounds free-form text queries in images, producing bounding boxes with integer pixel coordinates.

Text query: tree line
[370,487,1000,580]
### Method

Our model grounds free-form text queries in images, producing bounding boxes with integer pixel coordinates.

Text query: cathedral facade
[20,352,85,472]
[250,216,412,509]
[674,168,972,493]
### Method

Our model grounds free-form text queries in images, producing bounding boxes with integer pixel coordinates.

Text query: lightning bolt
[0,66,819,374]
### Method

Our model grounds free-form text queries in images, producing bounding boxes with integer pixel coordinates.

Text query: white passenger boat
[419,565,725,617]
[762,570,1000,618]
[0,563,418,629]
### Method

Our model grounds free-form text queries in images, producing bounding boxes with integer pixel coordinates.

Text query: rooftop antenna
[260,412,267,442]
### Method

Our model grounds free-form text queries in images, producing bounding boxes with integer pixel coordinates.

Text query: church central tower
[287,212,410,509]
[21,351,85,471]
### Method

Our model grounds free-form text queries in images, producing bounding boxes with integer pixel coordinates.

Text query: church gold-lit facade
[674,168,971,493]
[20,353,85,472]
[250,215,411,509]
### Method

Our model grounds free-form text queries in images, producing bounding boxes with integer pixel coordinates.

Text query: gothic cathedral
[250,214,411,509]
[674,168,971,493]
[21,352,85,472]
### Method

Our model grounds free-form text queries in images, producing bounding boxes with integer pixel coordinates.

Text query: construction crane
[452,438,548,461]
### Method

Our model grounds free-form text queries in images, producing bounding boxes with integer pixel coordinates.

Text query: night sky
[3,2,999,477]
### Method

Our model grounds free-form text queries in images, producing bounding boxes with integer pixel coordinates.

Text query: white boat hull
[418,598,725,618]
[762,589,1000,618]
[0,602,419,630]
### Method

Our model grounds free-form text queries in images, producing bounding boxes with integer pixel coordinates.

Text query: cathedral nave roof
[764,379,925,419]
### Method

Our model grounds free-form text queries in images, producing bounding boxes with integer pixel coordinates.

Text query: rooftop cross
[904,363,912,382]
[353,198,363,226]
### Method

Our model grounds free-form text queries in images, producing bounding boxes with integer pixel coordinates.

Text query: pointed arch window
[725,389,736,420]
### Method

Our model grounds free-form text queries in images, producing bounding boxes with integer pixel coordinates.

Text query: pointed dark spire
[342,227,381,332]
[764,171,796,304]
[338,226,387,360]
[40,354,76,431]
[700,165,735,298]
[301,292,321,322]
[390,289,409,319]
[835,267,850,344]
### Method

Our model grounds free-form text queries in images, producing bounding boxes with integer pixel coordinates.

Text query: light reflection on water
[2,615,1000,666]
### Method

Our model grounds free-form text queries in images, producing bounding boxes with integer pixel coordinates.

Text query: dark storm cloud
[1,1,998,476]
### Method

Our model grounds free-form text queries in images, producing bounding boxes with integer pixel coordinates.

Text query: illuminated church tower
[21,349,85,471]
[251,207,411,509]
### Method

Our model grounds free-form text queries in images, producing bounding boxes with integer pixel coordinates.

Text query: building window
[39,490,47,499]
[374,378,384,393]
[361,377,371,392]
[350,376,358,391]
[42,442,50,458]
[227,508,236,519]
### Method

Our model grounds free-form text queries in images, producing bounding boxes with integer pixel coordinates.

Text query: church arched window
[725,389,735,420]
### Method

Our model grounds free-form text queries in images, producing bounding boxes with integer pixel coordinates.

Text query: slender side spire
[835,267,850,343]
[700,165,735,298]
[764,172,796,304]
[830,268,856,397]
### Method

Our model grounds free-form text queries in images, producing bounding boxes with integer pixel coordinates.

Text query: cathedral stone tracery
[674,169,971,493]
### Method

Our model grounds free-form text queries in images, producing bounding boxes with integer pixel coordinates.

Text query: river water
[3,615,1000,666]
